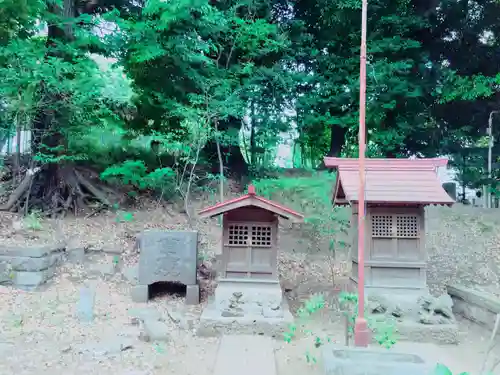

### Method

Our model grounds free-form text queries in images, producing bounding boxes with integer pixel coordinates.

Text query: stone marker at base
[130,230,200,305]
[77,286,95,322]
[196,185,304,336]
[212,335,277,375]
[322,345,432,375]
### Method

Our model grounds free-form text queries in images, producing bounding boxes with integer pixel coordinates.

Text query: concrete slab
[390,342,473,374]
[197,299,294,337]
[213,335,276,375]
[323,344,432,375]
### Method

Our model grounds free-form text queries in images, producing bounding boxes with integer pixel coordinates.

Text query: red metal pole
[354,0,370,347]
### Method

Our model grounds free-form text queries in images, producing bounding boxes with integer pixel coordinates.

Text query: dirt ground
[0,272,498,375]
[1,199,500,374]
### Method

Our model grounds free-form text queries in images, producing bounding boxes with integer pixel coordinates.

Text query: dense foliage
[1,0,500,212]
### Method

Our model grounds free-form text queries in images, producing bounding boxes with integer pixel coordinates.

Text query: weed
[115,210,134,223]
[339,292,397,349]
[23,210,43,231]
[283,294,332,363]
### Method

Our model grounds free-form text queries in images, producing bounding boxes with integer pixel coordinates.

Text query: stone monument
[196,185,304,336]
[131,230,200,305]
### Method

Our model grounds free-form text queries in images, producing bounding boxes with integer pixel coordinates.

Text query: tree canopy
[1,0,499,213]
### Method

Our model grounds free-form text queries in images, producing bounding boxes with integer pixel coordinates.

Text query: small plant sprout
[283,294,331,363]
[433,363,470,375]
[23,210,43,231]
[338,292,398,349]
[115,210,134,223]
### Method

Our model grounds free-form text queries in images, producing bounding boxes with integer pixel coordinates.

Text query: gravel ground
[0,276,218,375]
[426,205,500,295]
[1,200,500,374]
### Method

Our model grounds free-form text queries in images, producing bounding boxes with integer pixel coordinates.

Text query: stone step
[212,335,276,375]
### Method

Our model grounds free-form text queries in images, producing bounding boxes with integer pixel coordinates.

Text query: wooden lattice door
[370,213,421,260]
[225,222,274,279]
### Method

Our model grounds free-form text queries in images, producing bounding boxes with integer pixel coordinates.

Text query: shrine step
[212,335,277,375]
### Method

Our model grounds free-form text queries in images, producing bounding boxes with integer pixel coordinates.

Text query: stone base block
[394,319,460,345]
[67,248,86,264]
[215,279,283,307]
[12,266,56,289]
[322,344,431,375]
[365,286,430,309]
[131,285,149,303]
[186,284,199,305]
[447,283,500,331]
[197,300,293,338]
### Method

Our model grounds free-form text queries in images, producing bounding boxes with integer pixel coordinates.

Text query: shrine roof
[197,185,304,223]
[323,157,455,206]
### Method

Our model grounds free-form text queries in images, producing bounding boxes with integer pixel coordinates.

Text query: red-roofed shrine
[324,157,455,305]
[197,185,304,335]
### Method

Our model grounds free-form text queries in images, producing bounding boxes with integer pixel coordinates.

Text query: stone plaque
[137,230,198,286]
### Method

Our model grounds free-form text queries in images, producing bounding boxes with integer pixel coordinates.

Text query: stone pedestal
[364,291,460,344]
[198,279,293,337]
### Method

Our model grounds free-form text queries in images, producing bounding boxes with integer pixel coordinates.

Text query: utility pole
[487,111,498,208]
[354,0,370,347]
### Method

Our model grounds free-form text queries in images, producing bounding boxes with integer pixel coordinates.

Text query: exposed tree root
[0,165,116,216]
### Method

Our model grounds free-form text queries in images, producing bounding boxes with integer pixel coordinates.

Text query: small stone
[417,294,433,311]
[269,303,280,311]
[130,317,140,326]
[390,306,404,318]
[263,305,284,318]
[221,308,244,318]
[77,338,134,358]
[60,345,72,353]
[432,294,454,319]
[140,320,171,342]
[367,300,386,314]
[418,312,449,325]
[167,310,181,324]
[233,292,243,299]
[128,307,162,323]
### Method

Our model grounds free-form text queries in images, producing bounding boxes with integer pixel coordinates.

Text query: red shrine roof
[323,157,455,206]
[197,184,304,223]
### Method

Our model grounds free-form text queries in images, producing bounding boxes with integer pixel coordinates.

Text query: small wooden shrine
[198,185,304,282]
[197,185,303,333]
[324,157,455,301]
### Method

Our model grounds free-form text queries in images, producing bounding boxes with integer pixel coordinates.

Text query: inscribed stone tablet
[137,230,198,286]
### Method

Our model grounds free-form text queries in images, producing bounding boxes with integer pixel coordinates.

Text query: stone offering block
[322,345,431,375]
[137,230,198,286]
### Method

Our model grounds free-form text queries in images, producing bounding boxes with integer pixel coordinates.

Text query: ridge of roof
[197,184,304,222]
[324,157,448,171]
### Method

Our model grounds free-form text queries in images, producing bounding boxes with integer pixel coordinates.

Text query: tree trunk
[203,116,248,179]
[250,102,256,166]
[3,0,113,214]
[327,125,348,157]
